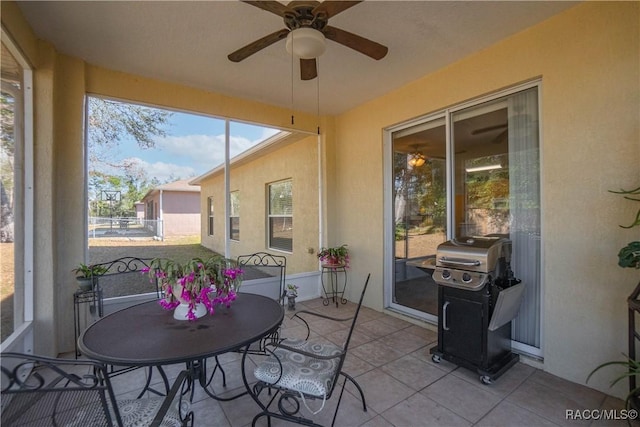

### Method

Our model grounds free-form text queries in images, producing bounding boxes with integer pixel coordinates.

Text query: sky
[99,104,280,183]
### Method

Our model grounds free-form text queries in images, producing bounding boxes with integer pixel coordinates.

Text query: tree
[1,91,16,242]
[88,97,171,149]
[87,97,173,215]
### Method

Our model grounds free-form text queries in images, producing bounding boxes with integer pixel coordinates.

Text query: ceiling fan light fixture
[285,28,326,59]
[408,152,427,168]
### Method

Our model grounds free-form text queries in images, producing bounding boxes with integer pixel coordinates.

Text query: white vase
[173,301,207,320]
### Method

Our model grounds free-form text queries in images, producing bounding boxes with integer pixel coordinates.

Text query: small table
[78,293,284,400]
[321,264,348,307]
[73,288,103,357]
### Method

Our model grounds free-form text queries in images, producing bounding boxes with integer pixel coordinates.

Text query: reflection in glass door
[391,118,446,316]
[452,99,510,238]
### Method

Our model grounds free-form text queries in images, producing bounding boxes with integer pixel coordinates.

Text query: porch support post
[224,119,231,258]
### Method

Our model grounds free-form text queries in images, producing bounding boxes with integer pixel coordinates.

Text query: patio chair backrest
[90,257,160,299]
[342,273,370,354]
[236,252,286,303]
[326,273,370,398]
[1,352,121,426]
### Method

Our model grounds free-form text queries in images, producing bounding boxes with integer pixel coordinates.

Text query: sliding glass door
[391,117,446,317]
[386,84,541,354]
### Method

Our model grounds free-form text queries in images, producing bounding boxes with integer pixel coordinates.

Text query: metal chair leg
[341,371,367,411]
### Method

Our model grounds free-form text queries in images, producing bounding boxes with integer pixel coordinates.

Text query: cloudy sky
[109,109,279,182]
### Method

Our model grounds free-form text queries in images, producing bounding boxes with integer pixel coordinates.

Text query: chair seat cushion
[66,396,187,427]
[254,338,342,398]
[117,397,185,427]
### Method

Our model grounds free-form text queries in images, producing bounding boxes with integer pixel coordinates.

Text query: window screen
[268,180,292,252]
[230,191,239,241]
[207,197,214,236]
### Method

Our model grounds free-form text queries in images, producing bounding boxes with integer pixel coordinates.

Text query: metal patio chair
[0,352,193,427]
[85,257,168,397]
[236,252,287,302]
[204,252,288,392]
[236,252,288,353]
[247,273,370,427]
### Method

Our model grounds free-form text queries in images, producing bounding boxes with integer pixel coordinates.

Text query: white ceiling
[17,1,577,116]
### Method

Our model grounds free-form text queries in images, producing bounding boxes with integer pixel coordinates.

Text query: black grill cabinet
[431,283,518,384]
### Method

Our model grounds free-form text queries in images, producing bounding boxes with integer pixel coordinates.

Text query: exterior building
[134,202,144,221]
[140,179,201,238]
[192,132,320,276]
[1,1,639,402]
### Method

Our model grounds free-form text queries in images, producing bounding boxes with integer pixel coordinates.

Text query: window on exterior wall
[268,180,293,252]
[207,197,214,236]
[230,191,239,241]
[1,36,33,346]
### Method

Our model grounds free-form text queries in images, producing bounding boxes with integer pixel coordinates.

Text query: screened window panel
[1,38,31,346]
[207,197,214,236]
[268,180,293,252]
[269,218,293,251]
[230,191,239,240]
[230,217,239,241]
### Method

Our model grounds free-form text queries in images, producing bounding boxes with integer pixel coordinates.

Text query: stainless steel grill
[432,235,511,290]
[430,235,523,385]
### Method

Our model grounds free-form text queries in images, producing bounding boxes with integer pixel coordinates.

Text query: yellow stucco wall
[333,1,639,393]
[2,0,639,398]
[199,134,321,274]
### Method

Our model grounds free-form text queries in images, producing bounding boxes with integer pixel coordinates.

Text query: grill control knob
[462,273,472,283]
[441,270,451,280]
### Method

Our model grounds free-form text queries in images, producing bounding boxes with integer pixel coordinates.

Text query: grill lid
[432,235,511,290]
[435,236,509,273]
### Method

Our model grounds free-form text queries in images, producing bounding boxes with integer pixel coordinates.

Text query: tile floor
[105,297,632,427]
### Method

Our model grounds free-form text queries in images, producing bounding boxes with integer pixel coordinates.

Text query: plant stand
[74,288,103,357]
[627,280,640,409]
[321,264,347,307]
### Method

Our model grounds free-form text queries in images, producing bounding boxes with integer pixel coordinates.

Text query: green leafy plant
[286,284,299,297]
[587,354,640,409]
[317,244,350,267]
[72,263,108,279]
[610,185,640,269]
[588,186,640,407]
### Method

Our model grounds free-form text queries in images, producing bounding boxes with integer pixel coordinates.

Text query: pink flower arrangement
[144,256,243,321]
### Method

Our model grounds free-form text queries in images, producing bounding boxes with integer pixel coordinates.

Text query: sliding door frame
[383,80,544,358]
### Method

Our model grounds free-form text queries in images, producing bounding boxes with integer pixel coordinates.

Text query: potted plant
[587,185,640,409]
[286,284,299,310]
[72,263,108,291]
[144,255,243,321]
[317,244,350,268]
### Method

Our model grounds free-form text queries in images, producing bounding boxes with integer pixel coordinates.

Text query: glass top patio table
[78,293,284,367]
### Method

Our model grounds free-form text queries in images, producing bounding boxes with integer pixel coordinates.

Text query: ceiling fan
[471,123,508,144]
[228,1,389,80]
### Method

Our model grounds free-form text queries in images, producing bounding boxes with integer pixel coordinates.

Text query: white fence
[89,217,163,240]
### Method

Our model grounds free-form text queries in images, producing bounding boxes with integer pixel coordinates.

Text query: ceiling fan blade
[492,129,508,144]
[300,58,317,80]
[228,29,289,62]
[323,25,388,60]
[241,1,293,17]
[471,124,507,135]
[313,1,362,18]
